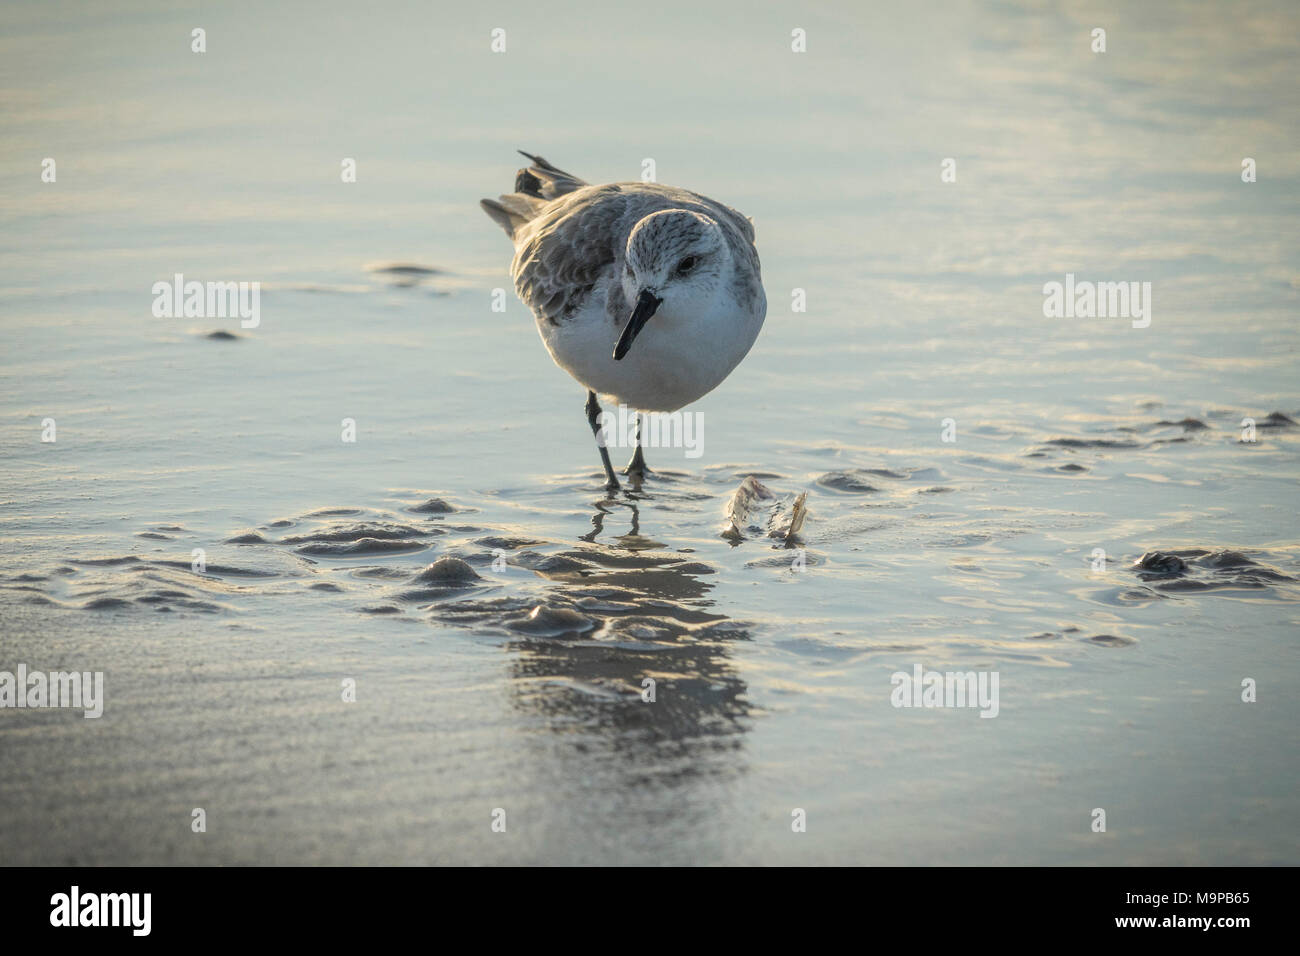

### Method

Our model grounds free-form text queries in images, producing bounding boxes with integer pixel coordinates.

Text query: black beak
[613,289,662,360]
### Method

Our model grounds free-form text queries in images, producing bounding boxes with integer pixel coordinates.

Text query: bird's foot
[622,446,650,480]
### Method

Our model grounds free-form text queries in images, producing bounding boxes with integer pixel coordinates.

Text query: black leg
[623,412,649,479]
[585,390,620,492]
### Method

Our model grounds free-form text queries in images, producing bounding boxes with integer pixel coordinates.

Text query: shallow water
[2,0,1299,864]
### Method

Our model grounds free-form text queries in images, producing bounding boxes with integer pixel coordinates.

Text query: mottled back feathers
[481,154,760,328]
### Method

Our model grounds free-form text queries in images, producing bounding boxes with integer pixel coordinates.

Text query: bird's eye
[676,256,697,276]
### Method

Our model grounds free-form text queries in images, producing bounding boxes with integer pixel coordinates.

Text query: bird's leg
[585,390,621,492]
[623,412,649,480]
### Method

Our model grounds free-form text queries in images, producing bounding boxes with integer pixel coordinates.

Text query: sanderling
[481,152,767,491]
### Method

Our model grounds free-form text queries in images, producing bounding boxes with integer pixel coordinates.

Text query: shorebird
[481,152,767,491]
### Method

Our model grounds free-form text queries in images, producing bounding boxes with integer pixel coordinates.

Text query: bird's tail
[480,151,588,239]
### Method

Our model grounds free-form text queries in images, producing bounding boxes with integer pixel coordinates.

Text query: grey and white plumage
[481,152,767,487]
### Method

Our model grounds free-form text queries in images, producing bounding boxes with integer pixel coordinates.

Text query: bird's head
[615,209,730,360]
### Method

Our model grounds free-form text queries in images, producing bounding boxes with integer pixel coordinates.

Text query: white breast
[537,284,765,412]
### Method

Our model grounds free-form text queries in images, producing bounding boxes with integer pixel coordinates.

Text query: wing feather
[508,181,761,326]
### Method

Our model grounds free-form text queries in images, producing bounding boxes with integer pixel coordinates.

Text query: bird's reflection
[518,495,749,736]
[579,495,664,552]
[434,494,754,787]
